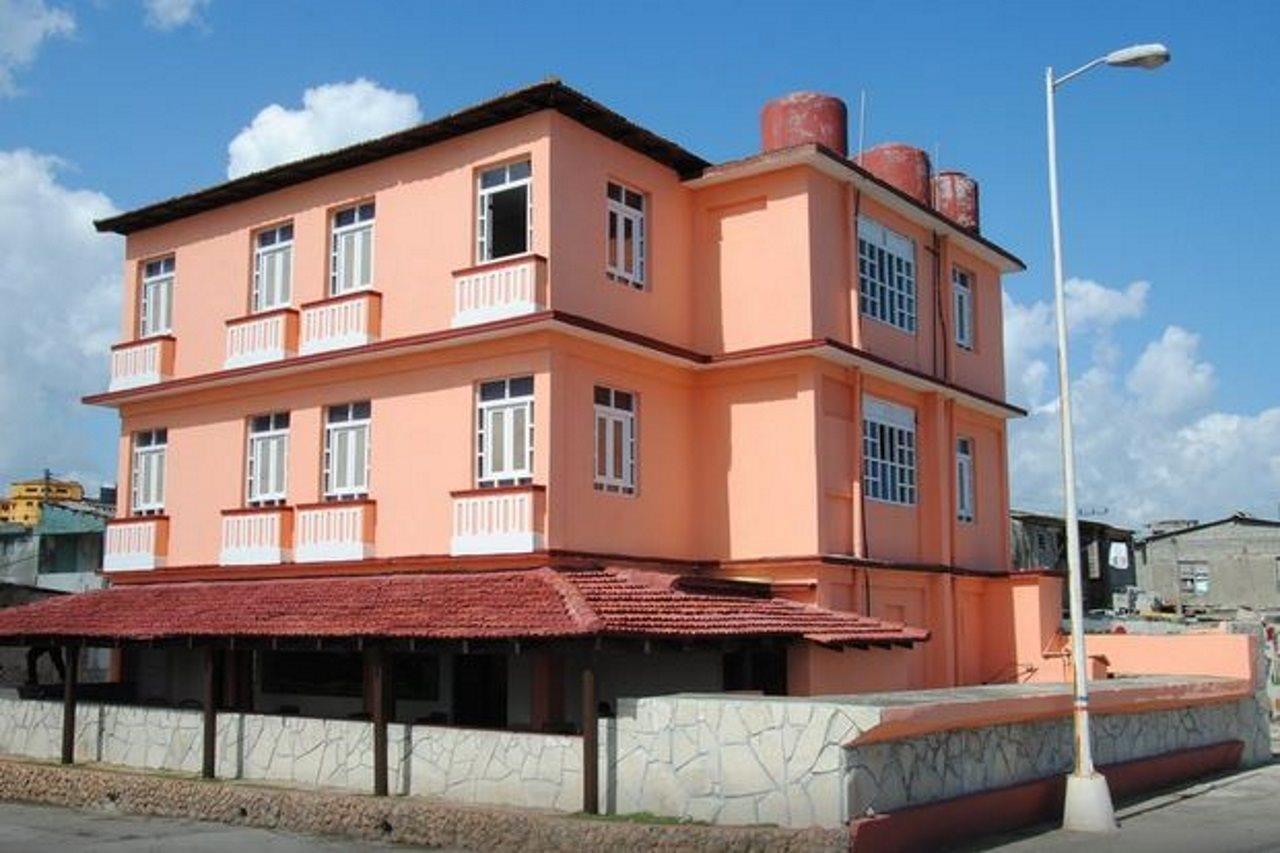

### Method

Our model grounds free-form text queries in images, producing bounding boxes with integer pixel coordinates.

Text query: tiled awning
[0,567,928,648]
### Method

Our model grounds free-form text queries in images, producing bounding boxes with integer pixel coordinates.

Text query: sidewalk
[967,761,1280,852]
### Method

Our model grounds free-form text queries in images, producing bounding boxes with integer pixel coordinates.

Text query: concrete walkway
[970,761,1280,852]
[0,801,447,852]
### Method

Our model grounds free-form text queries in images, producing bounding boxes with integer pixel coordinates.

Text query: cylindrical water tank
[761,92,848,157]
[933,171,980,232]
[858,143,933,205]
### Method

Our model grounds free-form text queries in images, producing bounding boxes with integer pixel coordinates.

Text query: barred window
[246,412,289,506]
[593,386,636,494]
[476,376,534,487]
[131,428,167,514]
[862,397,916,505]
[858,217,916,332]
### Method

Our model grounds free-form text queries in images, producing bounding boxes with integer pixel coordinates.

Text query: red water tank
[933,171,980,232]
[858,143,932,205]
[761,92,848,157]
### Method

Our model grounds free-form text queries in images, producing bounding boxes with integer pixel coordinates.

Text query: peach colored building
[73,81,1037,725]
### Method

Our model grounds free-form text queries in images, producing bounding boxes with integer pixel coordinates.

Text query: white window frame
[594,386,637,495]
[253,223,294,312]
[476,160,532,263]
[246,412,290,506]
[330,202,375,297]
[1178,561,1210,596]
[956,436,975,523]
[606,181,646,288]
[130,428,167,515]
[953,266,974,350]
[857,216,917,333]
[323,402,370,500]
[139,256,175,338]
[862,397,917,506]
[476,376,534,487]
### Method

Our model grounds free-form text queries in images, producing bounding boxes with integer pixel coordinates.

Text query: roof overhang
[684,143,1026,274]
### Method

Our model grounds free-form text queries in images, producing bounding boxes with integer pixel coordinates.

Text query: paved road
[0,801,442,852]
[969,762,1280,853]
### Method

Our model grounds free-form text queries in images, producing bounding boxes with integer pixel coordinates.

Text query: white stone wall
[407,725,582,810]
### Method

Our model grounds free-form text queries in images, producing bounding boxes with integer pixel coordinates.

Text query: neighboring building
[0,476,85,527]
[0,501,112,593]
[1010,510,1137,611]
[14,81,1031,726]
[1136,513,1280,614]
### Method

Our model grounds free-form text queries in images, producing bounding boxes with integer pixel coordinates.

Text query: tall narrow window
[956,436,975,522]
[862,397,917,505]
[323,401,370,499]
[594,386,636,494]
[857,217,916,333]
[330,202,375,296]
[953,266,974,350]
[476,376,534,487]
[246,412,289,506]
[131,428,167,515]
[253,223,294,311]
[477,160,531,262]
[606,181,646,288]
[139,256,175,337]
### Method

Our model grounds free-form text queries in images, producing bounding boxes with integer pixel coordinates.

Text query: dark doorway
[452,654,508,728]
[723,647,788,695]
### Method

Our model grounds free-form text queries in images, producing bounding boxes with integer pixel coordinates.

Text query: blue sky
[1,0,1277,525]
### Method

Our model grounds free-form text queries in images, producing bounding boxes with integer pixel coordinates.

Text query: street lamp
[1044,42,1170,834]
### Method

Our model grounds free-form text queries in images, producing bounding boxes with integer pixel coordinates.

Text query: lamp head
[1105,43,1171,70]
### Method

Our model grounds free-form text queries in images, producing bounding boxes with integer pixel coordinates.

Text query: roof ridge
[538,567,604,634]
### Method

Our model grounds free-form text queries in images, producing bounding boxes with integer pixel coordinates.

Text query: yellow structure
[0,477,84,526]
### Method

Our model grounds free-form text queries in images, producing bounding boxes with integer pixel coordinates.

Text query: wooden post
[202,645,216,779]
[581,666,598,814]
[60,644,78,765]
[366,645,388,796]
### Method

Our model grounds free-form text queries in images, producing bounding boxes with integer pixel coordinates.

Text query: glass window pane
[480,380,506,402]
[352,401,370,420]
[596,416,608,477]
[490,410,506,473]
[594,386,611,406]
[509,376,534,398]
[508,160,531,181]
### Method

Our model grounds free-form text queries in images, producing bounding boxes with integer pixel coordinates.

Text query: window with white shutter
[477,161,531,262]
[246,412,290,506]
[323,402,370,499]
[953,266,974,350]
[956,436,975,522]
[593,386,636,494]
[606,182,646,288]
[139,257,175,337]
[857,217,916,333]
[476,376,534,486]
[131,428,167,514]
[253,224,294,311]
[330,203,375,296]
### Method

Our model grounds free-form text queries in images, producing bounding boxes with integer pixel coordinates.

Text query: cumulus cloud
[1005,278,1280,529]
[226,79,422,178]
[0,0,74,97]
[0,150,121,490]
[142,0,210,31]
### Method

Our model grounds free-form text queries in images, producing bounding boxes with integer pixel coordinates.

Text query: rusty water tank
[761,92,848,157]
[933,171,980,232]
[858,143,933,205]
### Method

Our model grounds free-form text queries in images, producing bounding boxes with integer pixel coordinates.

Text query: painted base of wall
[847,740,1245,853]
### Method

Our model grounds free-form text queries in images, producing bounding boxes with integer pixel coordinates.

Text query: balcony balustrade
[108,336,175,391]
[299,291,382,356]
[450,485,546,555]
[220,507,293,565]
[451,255,547,328]
[294,500,376,562]
[224,310,298,369]
[103,516,169,571]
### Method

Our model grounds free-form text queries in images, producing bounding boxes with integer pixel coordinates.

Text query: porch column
[60,643,78,765]
[365,645,388,796]
[202,645,216,779]
[581,665,598,814]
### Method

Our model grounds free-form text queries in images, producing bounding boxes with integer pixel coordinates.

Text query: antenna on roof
[856,89,868,165]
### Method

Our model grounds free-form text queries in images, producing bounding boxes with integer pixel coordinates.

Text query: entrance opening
[722,647,787,695]
[452,653,507,728]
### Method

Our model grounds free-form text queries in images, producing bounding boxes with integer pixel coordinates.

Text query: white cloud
[1006,278,1280,529]
[226,79,422,179]
[142,0,209,31]
[0,150,121,491]
[0,0,74,97]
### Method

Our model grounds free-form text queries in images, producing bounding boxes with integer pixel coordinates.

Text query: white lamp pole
[1044,42,1170,833]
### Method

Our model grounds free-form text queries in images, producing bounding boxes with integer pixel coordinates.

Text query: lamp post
[1044,42,1170,833]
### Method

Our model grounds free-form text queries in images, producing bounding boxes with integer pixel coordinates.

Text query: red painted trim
[450,484,547,498]
[293,498,376,511]
[298,289,383,311]
[110,334,175,351]
[847,741,1244,853]
[220,505,293,516]
[224,308,298,326]
[451,253,547,277]
[106,515,169,525]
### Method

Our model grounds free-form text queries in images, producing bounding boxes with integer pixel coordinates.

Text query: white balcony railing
[220,508,292,565]
[450,486,545,556]
[103,517,168,572]
[299,292,381,356]
[109,337,173,391]
[225,311,296,369]
[295,501,374,562]
[452,255,547,328]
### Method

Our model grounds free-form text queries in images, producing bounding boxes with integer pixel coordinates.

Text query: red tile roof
[0,567,927,647]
